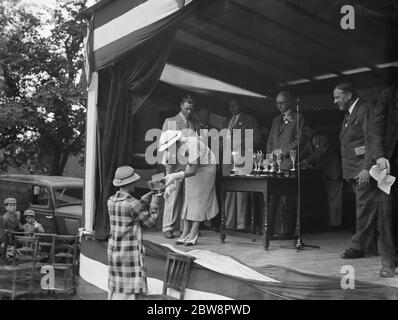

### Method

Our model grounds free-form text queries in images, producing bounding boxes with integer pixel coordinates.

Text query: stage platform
[144,229,398,289]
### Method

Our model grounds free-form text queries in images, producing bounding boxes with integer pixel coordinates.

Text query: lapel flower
[285,116,293,124]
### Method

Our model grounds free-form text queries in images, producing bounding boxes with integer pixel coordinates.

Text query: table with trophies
[219,150,320,250]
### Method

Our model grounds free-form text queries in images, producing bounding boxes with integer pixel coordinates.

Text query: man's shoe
[163,231,174,239]
[379,267,395,278]
[172,230,181,238]
[340,248,365,259]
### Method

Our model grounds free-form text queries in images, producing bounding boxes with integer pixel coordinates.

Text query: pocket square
[354,146,365,156]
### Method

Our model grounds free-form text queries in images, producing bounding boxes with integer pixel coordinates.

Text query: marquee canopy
[81,0,398,96]
[80,0,398,239]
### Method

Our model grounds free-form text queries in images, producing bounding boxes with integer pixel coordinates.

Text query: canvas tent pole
[84,71,98,232]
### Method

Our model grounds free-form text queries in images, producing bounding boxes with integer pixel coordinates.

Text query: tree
[0,0,88,175]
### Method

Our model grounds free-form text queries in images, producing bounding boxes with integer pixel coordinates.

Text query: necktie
[229,115,238,131]
[343,111,350,128]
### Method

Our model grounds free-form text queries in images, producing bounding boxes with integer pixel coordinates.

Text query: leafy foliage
[0,0,88,175]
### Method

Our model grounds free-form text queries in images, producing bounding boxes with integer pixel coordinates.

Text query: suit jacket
[221,112,260,175]
[222,112,261,150]
[161,113,199,174]
[369,85,398,161]
[162,112,199,133]
[339,99,374,179]
[266,111,304,158]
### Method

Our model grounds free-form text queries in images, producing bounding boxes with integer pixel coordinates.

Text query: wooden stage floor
[145,229,398,289]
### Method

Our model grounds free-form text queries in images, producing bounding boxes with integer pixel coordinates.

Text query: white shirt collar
[179,112,188,124]
[348,98,359,114]
[232,112,241,119]
[282,109,292,118]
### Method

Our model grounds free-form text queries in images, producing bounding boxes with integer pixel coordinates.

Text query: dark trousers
[377,189,397,268]
[349,178,396,268]
[378,157,398,267]
[348,179,378,252]
[268,195,297,236]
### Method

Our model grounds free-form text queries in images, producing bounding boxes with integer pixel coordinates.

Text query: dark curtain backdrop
[93,0,208,239]
[94,29,175,239]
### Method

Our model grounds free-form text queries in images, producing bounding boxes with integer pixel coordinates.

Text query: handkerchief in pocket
[354,146,365,156]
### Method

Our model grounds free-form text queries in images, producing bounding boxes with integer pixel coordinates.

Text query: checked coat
[107,191,158,294]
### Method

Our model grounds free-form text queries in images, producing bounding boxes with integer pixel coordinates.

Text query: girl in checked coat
[107,166,160,300]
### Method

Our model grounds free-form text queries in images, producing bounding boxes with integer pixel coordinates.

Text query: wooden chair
[50,235,79,299]
[1,231,34,264]
[145,252,195,300]
[35,233,57,264]
[0,235,39,300]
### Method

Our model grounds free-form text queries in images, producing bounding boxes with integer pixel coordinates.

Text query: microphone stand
[282,98,320,252]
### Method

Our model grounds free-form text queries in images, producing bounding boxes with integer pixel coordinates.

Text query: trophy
[252,153,257,173]
[262,158,269,173]
[267,153,275,173]
[276,153,282,174]
[258,151,264,173]
[289,150,297,171]
[231,151,238,175]
[147,173,166,196]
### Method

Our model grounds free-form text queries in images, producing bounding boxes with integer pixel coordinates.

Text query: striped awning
[83,0,200,72]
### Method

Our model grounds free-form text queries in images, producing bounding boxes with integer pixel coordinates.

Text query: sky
[18,0,97,36]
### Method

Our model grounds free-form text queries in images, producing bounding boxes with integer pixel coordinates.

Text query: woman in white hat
[159,129,219,246]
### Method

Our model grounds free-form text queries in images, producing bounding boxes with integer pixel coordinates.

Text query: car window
[31,186,51,207]
[54,187,83,207]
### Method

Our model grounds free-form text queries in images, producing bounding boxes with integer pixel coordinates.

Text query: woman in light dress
[159,129,218,246]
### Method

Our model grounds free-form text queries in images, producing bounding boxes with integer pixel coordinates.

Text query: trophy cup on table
[267,153,275,173]
[230,151,238,175]
[276,153,283,174]
[252,153,257,174]
[289,149,297,171]
[262,157,269,173]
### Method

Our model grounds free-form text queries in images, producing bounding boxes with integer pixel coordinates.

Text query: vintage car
[0,174,83,235]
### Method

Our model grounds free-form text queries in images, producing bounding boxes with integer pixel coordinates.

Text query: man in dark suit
[266,91,304,236]
[223,97,260,230]
[368,84,398,277]
[267,91,304,170]
[161,95,199,239]
[334,82,382,261]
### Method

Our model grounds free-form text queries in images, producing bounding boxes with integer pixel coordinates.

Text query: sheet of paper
[369,165,396,195]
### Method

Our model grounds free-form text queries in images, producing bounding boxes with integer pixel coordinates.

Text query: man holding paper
[334,82,379,260]
[369,84,398,277]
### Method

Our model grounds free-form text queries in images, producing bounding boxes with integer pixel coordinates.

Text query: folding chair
[145,252,195,300]
[50,235,79,299]
[0,236,39,300]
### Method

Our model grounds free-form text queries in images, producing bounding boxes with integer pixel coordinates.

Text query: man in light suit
[161,95,199,239]
[368,83,398,277]
[266,91,304,236]
[334,82,385,262]
[223,97,260,230]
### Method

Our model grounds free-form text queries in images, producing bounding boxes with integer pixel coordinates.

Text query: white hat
[112,166,141,187]
[158,130,182,152]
